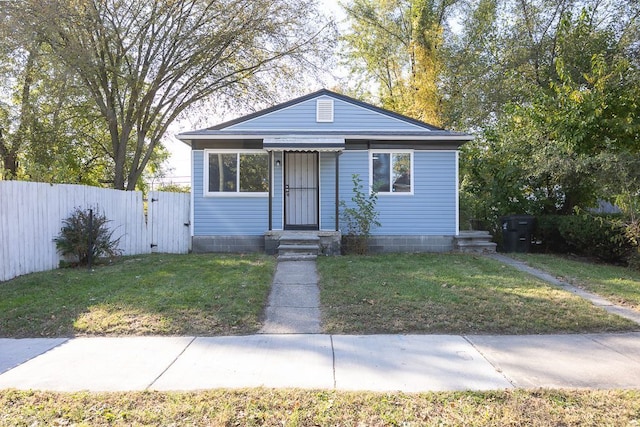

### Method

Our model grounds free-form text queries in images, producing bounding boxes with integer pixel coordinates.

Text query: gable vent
[316,99,334,123]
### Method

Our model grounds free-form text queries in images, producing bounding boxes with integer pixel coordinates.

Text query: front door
[284,152,319,230]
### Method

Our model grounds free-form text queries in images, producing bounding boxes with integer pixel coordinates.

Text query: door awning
[263,137,345,152]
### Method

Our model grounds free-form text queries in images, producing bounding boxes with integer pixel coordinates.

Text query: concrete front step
[278,244,320,253]
[277,233,320,260]
[279,237,320,246]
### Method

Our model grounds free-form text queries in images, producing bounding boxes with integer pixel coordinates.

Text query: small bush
[534,213,634,263]
[54,207,121,266]
[340,174,380,255]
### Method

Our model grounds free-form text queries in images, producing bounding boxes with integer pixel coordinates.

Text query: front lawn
[317,253,638,334]
[0,254,275,337]
[511,253,640,312]
[3,252,638,338]
[1,389,639,426]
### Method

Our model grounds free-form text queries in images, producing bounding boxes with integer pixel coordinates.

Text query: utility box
[501,215,536,253]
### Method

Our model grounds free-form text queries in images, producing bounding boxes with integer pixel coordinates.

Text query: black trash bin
[501,215,536,253]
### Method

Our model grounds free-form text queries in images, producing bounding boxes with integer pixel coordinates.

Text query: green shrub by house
[340,174,381,254]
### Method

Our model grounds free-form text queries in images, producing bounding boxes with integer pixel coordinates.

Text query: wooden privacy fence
[0,181,190,282]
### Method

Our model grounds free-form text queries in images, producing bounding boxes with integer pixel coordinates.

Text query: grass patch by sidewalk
[1,389,639,426]
[0,254,274,337]
[318,253,638,334]
[510,253,640,312]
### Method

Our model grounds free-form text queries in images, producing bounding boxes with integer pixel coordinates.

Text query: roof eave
[176,133,473,142]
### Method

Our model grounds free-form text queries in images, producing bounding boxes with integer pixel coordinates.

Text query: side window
[206,151,268,195]
[371,151,413,194]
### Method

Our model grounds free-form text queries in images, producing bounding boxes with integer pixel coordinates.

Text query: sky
[157,0,345,189]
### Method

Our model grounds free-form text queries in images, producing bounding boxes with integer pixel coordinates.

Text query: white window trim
[203,149,269,197]
[369,149,414,196]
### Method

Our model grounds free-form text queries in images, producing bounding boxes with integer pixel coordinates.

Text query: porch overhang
[263,137,345,152]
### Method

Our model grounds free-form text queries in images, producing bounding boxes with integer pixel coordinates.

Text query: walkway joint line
[330,335,336,389]
[462,335,516,388]
[146,336,196,390]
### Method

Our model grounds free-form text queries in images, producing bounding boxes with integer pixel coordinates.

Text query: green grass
[0,254,275,337]
[3,252,639,338]
[1,389,639,426]
[317,253,638,334]
[510,253,640,312]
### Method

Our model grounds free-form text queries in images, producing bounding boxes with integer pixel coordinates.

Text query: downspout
[335,151,340,231]
[455,150,460,236]
[268,150,273,231]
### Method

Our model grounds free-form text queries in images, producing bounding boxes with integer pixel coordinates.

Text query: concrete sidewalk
[1,333,640,392]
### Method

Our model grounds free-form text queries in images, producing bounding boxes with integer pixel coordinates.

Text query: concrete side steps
[277,254,318,262]
[277,233,320,261]
[455,231,497,253]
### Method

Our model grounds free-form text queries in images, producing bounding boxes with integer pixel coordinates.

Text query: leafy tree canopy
[339,0,460,125]
[3,0,334,189]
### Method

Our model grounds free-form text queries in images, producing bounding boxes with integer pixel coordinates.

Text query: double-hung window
[205,150,268,195]
[370,150,413,194]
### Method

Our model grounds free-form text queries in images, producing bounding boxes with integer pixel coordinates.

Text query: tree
[11,0,333,190]
[0,14,39,179]
[340,0,458,125]
[0,9,166,185]
[454,0,640,228]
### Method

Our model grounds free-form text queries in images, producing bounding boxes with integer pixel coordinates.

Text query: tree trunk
[0,131,19,179]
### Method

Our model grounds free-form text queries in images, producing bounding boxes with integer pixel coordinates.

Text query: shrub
[560,214,632,262]
[534,213,634,263]
[340,174,381,254]
[54,207,122,266]
[533,215,572,253]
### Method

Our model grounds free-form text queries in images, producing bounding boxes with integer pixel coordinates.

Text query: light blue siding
[193,150,268,236]
[338,150,369,232]
[194,149,458,237]
[339,151,457,235]
[227,95,424,132]
[320,152,337,230]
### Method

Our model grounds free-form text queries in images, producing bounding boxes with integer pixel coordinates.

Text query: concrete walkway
[1,333,639,392]
[490,253,640,325]
[259,261,321,334]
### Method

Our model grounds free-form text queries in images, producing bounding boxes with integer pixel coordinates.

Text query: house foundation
[193,233,493,255]
[192,236,265,253]
[367,235,455,253]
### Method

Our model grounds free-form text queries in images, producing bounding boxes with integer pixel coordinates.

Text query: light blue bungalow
[177,89,477,255]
